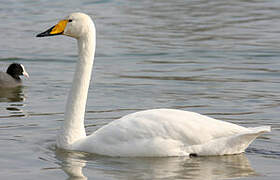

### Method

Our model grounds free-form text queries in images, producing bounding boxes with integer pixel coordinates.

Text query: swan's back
[72,109,269,157]
[93,109,247,144]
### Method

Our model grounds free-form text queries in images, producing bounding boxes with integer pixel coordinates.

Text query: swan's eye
[69,19,73,22]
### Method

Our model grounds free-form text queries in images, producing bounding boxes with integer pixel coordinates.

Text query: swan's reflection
[56,149,87,180]
[56,149,257,180]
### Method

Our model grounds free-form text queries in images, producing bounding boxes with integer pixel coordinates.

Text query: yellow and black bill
[36,20,68,37]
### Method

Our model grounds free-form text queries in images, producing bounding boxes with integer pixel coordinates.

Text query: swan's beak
[36,20,68,37]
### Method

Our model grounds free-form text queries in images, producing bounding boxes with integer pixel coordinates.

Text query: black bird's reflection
[55,148,258,180]
[0,86,26,117]
[0,86,24,102]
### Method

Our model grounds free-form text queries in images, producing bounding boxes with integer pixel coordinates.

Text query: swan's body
[37,12,270,157]
[72,109,270,157]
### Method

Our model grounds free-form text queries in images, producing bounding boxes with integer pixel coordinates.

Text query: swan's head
[36,12,94,39]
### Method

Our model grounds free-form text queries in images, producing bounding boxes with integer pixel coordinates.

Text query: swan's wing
[73,109,269,156]
[91,109,249,144]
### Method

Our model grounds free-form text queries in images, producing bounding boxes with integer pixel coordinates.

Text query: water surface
[0,0,279,179]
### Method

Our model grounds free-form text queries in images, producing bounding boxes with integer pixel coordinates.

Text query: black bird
[0,63,29,88]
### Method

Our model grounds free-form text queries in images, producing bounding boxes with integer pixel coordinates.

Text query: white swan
[37,12,270,157]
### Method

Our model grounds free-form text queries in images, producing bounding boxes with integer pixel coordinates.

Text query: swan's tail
[186,126,271,156]
[248,126,271,133]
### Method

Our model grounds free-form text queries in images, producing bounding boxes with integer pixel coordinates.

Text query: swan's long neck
[57,23,96,149]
